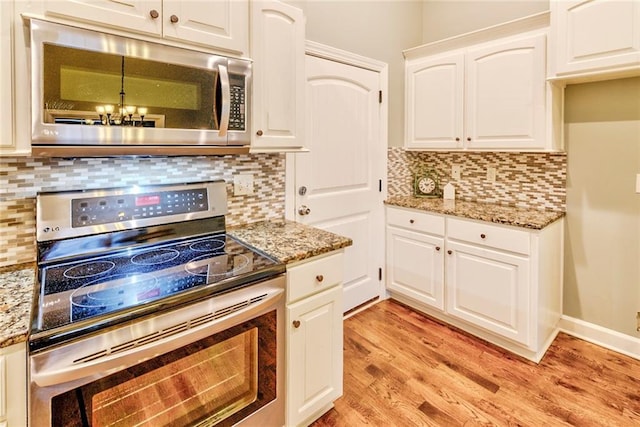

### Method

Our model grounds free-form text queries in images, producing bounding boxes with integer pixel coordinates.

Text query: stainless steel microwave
[29,19,251,156]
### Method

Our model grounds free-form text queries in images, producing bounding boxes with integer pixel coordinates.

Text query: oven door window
[51,311,277,427]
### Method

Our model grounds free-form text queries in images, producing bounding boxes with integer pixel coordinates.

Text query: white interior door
[293,53,386,313]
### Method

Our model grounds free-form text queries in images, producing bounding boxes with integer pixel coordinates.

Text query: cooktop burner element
[32,181,285,352]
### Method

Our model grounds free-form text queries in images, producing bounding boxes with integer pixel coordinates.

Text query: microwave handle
[217,64,230,137]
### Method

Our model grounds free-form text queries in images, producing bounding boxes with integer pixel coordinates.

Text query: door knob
[298,205,311,215]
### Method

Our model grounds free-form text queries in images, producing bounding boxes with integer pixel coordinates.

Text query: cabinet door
[43,0,162,36]
[251,0,305,151]
[386,226,444,310]
[553,0,640,75]
[287,286,343,426]
[446,240,531,346]
[405,53,464,149]
[465,34,546,149]
[163,0,248,55]
[0,344,27,427]
[0,0,14,156]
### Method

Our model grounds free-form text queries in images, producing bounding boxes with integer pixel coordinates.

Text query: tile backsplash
[388,147,566,212]
[0,154,285,267]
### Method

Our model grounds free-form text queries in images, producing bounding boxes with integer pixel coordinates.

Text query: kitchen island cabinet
[286,252,343,427]
[385,203,563,362]
[0,343,27,427]
[38,0,249,56]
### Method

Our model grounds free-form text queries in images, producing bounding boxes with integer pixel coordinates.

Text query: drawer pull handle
[435,246,441,251]
[316,275,324,283]
[480,233,486,239]
[409,219,415,224]
[293,320,301,328]
[447,250,452,255]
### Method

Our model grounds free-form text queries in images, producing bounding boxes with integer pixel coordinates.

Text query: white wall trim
[305,40,388,73]
[560,315,640,361]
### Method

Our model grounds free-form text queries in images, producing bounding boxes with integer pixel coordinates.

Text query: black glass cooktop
[34,233,282,336]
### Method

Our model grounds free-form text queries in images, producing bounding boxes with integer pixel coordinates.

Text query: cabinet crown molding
[403,11,550,60]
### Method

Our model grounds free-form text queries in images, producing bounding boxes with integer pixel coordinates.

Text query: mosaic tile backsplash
[0,154,285,267]
[388,147,567,212]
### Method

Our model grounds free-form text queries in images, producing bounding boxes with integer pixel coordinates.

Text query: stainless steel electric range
[29,180,286,427]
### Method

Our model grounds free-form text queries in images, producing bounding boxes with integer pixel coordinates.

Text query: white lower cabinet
[386,206,563,362]
[286,252,343,427]
[0,343,27,427]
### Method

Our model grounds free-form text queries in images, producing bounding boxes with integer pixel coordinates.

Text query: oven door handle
[31,287,283,388]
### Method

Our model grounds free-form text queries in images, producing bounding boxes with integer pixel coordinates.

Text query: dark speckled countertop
[0,220,351,348]
[229,219,353,263]
[385,196,565,230]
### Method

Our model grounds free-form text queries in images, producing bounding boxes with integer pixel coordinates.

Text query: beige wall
[284,0,424,146]
[563,77,640,337]
[422,0,549,43]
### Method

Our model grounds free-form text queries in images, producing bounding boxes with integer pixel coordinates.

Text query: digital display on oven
[135,195,161,207]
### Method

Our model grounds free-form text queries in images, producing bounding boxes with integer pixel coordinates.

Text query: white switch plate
[636,174,640,194]
[487,167,497,182]
[234,174,254,196]
[451,165,461,181]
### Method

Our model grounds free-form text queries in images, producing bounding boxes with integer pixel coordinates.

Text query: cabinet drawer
[447,217,530,255]
[287,252,343,303]
[387,207,445,235]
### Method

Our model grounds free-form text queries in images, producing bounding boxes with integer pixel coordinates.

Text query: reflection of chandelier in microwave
[94,57,148,126]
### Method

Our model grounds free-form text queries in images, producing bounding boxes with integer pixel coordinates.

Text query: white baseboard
[560,315,640,361]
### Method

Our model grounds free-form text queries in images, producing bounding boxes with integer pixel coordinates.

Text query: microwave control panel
[228,74,246,131]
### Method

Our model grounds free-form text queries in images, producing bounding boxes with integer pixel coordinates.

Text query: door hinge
[378,90,382,104]
[379,179,382,192]
[378,267,382,281]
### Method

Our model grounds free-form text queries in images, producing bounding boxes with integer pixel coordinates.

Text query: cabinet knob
[447,250,452,255]
[170,14,179,23]
[455,137,460,142]
[467,137,471,142]
[149,9,159,19]
[435,246,441,251]
[293,320,301,328]
[409,219,415,224]
[256,129,264,136]
[480,233,486,239]
[316,274,324,283]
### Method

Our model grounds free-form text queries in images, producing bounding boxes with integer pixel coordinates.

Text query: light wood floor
[311,300,640,426]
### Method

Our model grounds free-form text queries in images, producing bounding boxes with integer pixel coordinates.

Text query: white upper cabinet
[41,0,249,55]
[465,34,546,150]
[0,0,15,156]
[404,12,558,152]
[405,52,464,149]
[551,0,640,77]
[250,0,305,152]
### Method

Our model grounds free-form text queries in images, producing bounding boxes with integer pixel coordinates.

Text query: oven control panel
[36,180,227,242]
[71,188,209,228]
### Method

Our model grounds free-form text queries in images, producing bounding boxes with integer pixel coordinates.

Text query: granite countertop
[385,196,565,230]
[0,263,35,349]
[229,219,353,264]
[0,220,351,349]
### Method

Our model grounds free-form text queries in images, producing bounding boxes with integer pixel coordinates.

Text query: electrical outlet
[451,165,461,181]
[233,174,254,196]
[487,167,497,182]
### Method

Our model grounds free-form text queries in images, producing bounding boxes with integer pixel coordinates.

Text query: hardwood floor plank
[311,300,640,427]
